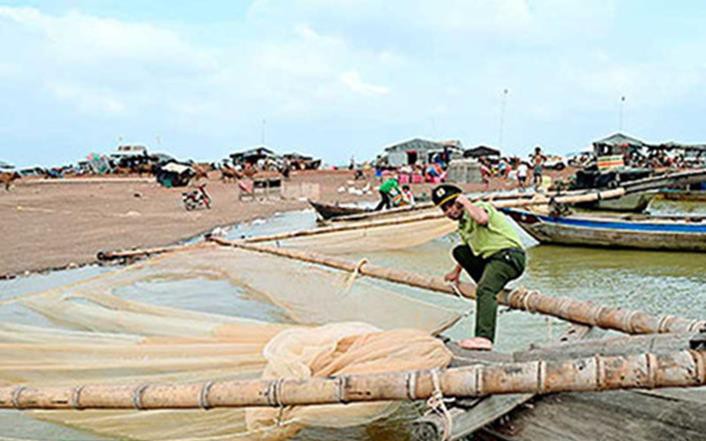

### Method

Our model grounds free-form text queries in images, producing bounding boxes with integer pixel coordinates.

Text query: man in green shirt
[374,176,401,211]
[432,184,525,350]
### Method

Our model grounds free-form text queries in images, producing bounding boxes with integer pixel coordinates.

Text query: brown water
[1,208,704,440]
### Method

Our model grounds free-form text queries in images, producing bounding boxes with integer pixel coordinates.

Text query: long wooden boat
[308,199,370,220]
[502,207,706,251]
[574,190,655,212]
[655,189,706,202]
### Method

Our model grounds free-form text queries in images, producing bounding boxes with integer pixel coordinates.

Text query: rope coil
[198,381,214,410]
[657,314,675,333]
[622,310,640,334]
[11,386,26,410]
[536,360,547,393]
[70,385,85,410]
[595,355,605,390]
[406,371,418,400]
[590,305,607,327]
[522,290,539,314]
[688,319,706,333]
[644,353,658,388]
[266,378,285,407]
[335,376,349,404]
[687,350,706,383]
[132,384,150,410]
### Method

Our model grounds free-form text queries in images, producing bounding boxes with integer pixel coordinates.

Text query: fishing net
[252,214,456,255]
[0,242,459,440]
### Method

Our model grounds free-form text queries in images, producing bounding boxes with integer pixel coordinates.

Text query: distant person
[479,158,491,191]
[349,155,355,170]
[433,184,525,351]
[497,158,509,178]
[374,176,401,211]
[401,184,415,206]
[531,146,547,189]
[516,162,528,190]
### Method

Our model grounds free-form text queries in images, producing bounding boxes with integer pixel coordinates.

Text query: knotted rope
[424,368,455,441]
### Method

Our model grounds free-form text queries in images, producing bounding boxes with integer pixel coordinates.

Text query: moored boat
[502,207,706,251]
[574,190,655,212]
[308,199,370,220]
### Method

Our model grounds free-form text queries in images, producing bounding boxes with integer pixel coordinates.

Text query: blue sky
[1,0,706,167]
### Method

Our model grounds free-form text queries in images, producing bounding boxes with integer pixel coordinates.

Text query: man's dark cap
[432,184,462,207]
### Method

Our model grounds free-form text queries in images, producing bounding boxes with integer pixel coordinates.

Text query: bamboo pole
[1,349,704,410]
[243,188,627,243]
[327,191,542,223]
[412,324,596,441]
[210,238,706,335]
[97,244,191,261]
[243,211,447,243]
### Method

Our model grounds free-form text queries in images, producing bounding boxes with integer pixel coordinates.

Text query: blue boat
[502,208,706,252]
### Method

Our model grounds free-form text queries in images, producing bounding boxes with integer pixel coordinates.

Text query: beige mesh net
[0,242,458,440]
[255,215,456,255]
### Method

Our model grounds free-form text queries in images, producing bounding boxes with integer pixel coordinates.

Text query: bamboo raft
[76,170,706,440]
[25,238,706,441]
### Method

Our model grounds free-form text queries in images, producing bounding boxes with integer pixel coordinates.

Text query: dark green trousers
[452,245,526,342]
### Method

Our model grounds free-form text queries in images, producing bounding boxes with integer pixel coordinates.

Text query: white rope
[657,314,675,333]
[522,290,539,313]
[342,258,369,293]
[11,386,26,409]
[622,310,640,334]
[70,385,85,410]
[446,282,473,318]
[198,381,214,410]
[424,369,455,441]
[132,383,149,410]
[335,375,349,404]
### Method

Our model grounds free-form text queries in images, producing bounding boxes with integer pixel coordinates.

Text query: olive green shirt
[458,201,523,258]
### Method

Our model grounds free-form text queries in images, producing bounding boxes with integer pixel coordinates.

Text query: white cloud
[1,1,706,168]
[340,71,390,96]
[0,6,215,70]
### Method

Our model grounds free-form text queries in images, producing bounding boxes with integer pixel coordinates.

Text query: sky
[1,0,706,168]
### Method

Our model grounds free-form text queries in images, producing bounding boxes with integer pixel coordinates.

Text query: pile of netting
[0,242,462,440]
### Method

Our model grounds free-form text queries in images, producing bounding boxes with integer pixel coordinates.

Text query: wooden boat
[574,190,655,212]
[308,199,370,220]
[655,189,706,202]
[502,207,706,251]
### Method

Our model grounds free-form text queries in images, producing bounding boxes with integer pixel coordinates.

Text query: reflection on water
[1,206,704,441]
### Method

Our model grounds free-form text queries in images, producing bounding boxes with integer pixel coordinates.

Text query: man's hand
[456,195,489,225]
[455,194,471,208]
[444,265,462,283]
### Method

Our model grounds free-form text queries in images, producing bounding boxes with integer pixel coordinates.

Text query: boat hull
[308,200,369,220]
[503,208,706,251]
[575,191,655,212]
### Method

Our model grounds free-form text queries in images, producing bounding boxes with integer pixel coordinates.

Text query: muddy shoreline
[1,169,572,278]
